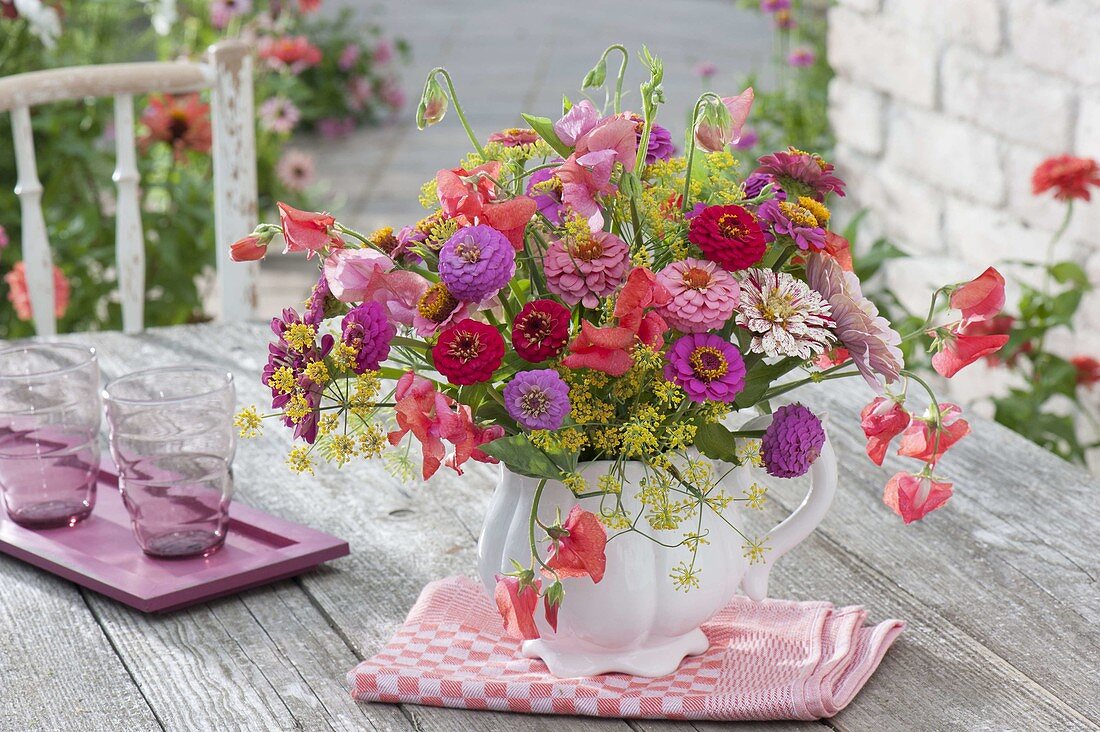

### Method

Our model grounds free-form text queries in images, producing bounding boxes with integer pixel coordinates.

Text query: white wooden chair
[0,40,259,335]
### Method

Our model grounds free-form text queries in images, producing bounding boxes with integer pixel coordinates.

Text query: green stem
[528,478,556,575]
[425,67,485,157]
[602,44,629,114]
[681,93,721,212]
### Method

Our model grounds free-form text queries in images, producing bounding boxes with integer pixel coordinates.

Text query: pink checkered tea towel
[347,576,904,721]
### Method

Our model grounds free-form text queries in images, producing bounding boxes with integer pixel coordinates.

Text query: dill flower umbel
[736,269,835,359]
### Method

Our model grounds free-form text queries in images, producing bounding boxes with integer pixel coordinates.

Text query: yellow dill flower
[358,424,387,458]
[383,451,416,482]
[284,393,311,424]
[556,428,588,452]
[267,366,297,395]
[645,157,687,181]
[233,406,263,439]
[631,343,664,371]
[331,343,357,372]
[304,359,329,384]
[560,212,591,243]
[597,473,622,494]
[283,323,317,353]
[287,446,315,476]
[631,249,651,268]
[317,413,340,436]
[744,483,768,510]
[349,371,382,414]
[736,439,765,468]
[699,400,733,424]
[598,506,633,530]
[653,379,684,407]
[742,536,771,565]
[329,434,357,466]
[529,430,557,451]
[704,489,734,513]
[562,472,587,494]
[683,458,714,488]
[621,422,660,458]
[418,179,439,209]
[590,428,622,454]
[682,531,711,551]
[705,150,739,172]
[664,423,697,451]
[426,217,460,249]
[670,561,701,591]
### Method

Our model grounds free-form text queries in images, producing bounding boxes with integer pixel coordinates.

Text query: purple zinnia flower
[525,164,565,224]
[663,333,746,403]
[743,171,779,199]
[755,148,846,200]
[503,369,571,431]
[758,198,826,251]
[341,301,395,374]
[304,274,332,325]
[645,123,676,164]
[761,403,825,478]
[438,224,517,303]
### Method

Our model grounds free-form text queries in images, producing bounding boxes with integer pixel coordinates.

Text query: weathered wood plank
[0,555,161,732]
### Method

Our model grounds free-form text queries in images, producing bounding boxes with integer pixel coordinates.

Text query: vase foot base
[520,627,709,678]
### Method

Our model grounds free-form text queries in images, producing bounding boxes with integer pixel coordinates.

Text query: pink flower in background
[210,0,251,29]
[897,403,970,464]
[883,472,953,524]
[258,96,300,134]
[373,38,395,65]
[0,224,8,250]
[494,575,541,640]
[380,77,406,110]
[694,61,718,80]
[276,149,315,191]
[1072,355,1100,387]
[297,0,321,13]
[774,9,796,29]
[258,35,322,73]
[140,94,212,159]
[347,77,374,110]
[760,0,790,11]
[787,47,816,67]
[545,506,608,583]
[4,261,69,321]
[338,42,360,72]
[860,396,911,466]
[317,117,355,139]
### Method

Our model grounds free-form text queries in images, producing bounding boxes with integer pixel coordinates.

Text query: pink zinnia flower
[140,94,211,160]
[276,149,315,191]
[317,117,355,139]
[4,261,69,321]
[664,332,747,403]
[210,0,251,29]
[347,77,374,110]
[758,198,826,252]
[787,47,816,67]
[543,231,630,308]
[258,96,300,134]
[656,258,739,333]
[884,472,953,524]
[373,39,395,65]
[1032,154,1100,201]
[755,147,846,200]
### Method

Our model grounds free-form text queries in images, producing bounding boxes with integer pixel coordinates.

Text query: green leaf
[481,434,566,481]
[1049,261,1090,288]
[840,208,869,243]
[854,238,908,282]
[733,358,802,409]
[693,422,741,463]
[520,114,573,158]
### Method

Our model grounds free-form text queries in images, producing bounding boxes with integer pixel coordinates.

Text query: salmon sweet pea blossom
[883,472,954,525]
[929,267,1009,378]
[897,403,970,464]
[860,396,911,466]
[545,506,608,583]
[494,574,541,640]
[278,202,343,257]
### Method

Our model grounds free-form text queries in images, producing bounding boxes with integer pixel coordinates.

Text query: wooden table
[2,322,1097,731]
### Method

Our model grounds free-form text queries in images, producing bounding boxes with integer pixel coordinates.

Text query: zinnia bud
[416,76,448,129]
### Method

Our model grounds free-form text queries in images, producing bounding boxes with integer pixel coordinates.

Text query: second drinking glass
[104,366,236,559]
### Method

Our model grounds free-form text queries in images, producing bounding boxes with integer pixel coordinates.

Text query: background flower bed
[0,0,406,337]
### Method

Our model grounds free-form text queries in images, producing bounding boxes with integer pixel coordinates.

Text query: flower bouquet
[233,46,1006,676]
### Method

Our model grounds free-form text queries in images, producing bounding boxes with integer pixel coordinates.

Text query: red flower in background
[1071,355,1100,388]
[1032,155,1100,201]
[140,94,211,159]
[544,506,608,583]
[4,261,69,321]
[432,319,505,385]
[259,35,323,73]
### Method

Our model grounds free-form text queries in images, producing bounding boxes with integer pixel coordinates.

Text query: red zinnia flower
[1071,355,1100,388]
[1032,155,1100,202]
[432,319,504,385]
[687,204,767,271]
[140,94,211,159]
[512,299,570,363]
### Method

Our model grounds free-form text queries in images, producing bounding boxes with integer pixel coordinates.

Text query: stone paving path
[257,0,774,316]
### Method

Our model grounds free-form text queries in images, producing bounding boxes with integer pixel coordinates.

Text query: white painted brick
[828,77,885,156]
[882,254,971,315]
[883,0,1002,53]
[1009,0,1100,85]
[827,6,938,108]
[874,164,945,254]
[942,48,1075,152]
[885,105,1005,206]
[1078,92,1100,159]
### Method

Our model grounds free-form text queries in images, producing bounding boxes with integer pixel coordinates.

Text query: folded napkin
[348,576,904,721]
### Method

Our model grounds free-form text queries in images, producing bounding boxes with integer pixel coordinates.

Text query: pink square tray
[0,467,349,613]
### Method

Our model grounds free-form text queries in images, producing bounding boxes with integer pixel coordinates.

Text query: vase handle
[739,412,838,601]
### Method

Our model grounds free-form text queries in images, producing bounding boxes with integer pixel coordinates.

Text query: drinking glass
[0,344,100,528]
[104,366,236,558]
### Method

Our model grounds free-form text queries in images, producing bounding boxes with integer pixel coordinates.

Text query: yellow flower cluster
[233,406,263,439]
[419,179,438,209]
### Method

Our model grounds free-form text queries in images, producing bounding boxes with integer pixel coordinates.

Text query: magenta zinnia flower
[656,258,740,333]
[341,301,395,374]
[755,147,846,200]
[736,269,835,359]
[438,225,517,303]
[663,333,746,403]
[761,403,825,478]
[758,198,826,252]
[503,369,571,431]
[806,253,903,388]
[543,230,630,308]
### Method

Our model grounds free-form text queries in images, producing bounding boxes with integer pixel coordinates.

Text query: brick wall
[826,0,1100,466]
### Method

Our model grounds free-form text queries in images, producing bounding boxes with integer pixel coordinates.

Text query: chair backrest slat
[10,105,56,337]
[2,41,258,334]
[112,93,145,334]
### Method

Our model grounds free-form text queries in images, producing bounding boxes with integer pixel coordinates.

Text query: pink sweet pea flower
[494,574,541,640]
[545,506,608,583]
[951,266,1006,327]
[860,396,911,466]
[443,404,503,474]
[323,247,394,302]
[883,472,953,524]
[436,162,502,222]
[562,320,636,377]
[555,152,616,229]
[553,100,599,147]
[897,403,970,463]
[388,372,451,479]
[230,235,268,262]
[931,330,1010,378]
[482,196,537,250]
[373,270,429,327]
[694,88,754,152]
[614,267,671,329]
[277,202,342,257]
[575,116,638,173]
